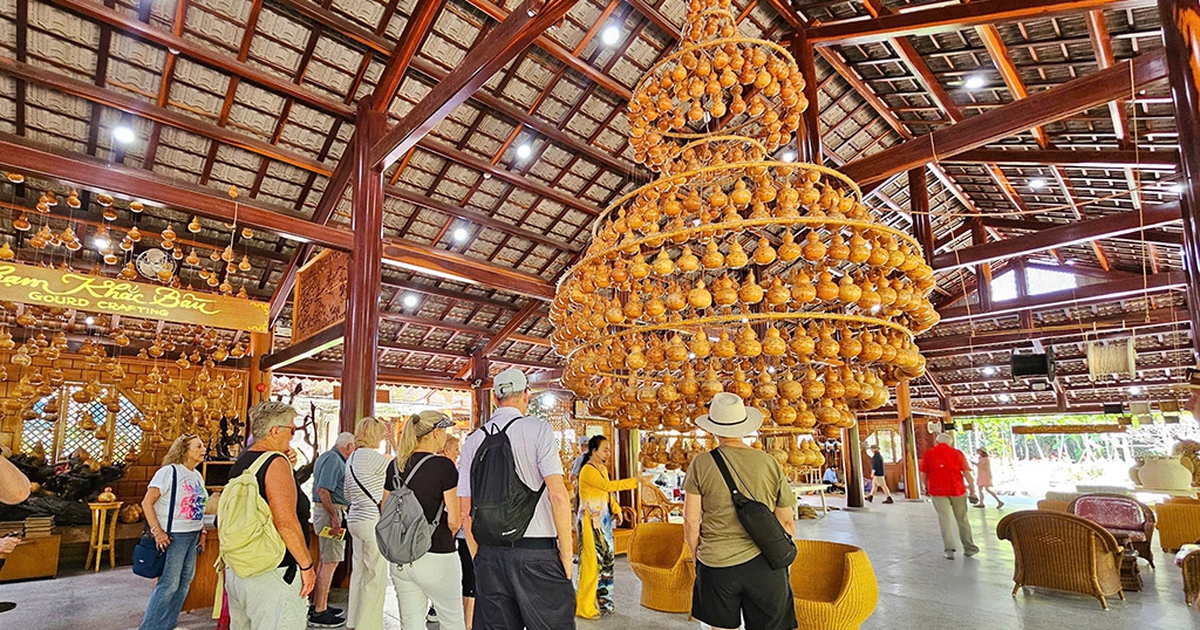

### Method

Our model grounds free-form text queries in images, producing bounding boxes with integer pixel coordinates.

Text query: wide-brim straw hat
[695,393,763,438]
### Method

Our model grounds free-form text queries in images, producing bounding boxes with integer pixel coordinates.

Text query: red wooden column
[970,220,994,313]
[1158,0,1200,360]
[909,167,934,265]
[792,28,823,164]
[339,104,386,432]
[470,349,491,428]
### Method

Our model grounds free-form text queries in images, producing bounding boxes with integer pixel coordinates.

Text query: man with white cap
[457,368,575,630]
[920,433,979,560]
[683,393,797,630]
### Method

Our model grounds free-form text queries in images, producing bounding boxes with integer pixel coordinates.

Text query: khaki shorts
[312,505,346,563]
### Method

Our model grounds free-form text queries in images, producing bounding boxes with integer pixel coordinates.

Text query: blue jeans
[138,530,200,630]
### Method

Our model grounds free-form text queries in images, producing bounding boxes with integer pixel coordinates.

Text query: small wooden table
[792,484,828,515]
[1113,532,1142,592]
[86,501,122,572]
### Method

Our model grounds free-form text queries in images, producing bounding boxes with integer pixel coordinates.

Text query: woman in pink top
[972,449,1004,509]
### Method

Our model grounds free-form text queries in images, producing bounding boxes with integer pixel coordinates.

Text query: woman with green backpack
[384,410,464,630]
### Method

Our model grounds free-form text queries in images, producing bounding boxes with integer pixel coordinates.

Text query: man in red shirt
[919,433,979,560]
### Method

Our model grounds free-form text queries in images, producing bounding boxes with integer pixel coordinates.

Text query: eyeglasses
[273,425,297,435]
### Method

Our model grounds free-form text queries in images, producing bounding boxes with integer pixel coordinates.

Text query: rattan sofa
[1156,497,1200,552]
[996,510,1125,610]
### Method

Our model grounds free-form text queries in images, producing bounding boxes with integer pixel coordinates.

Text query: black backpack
[470,418,545,546]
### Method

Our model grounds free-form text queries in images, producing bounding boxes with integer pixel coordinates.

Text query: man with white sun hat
[683,393,798,630]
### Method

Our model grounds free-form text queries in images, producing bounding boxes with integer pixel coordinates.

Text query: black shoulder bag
[710,448,797,570]
[132,465,177,578]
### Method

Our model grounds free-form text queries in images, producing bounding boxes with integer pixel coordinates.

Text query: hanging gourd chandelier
[550,0,939,436]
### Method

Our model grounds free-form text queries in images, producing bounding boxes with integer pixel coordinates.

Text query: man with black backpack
[457,368,575,630]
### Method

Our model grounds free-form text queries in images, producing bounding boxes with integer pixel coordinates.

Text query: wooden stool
[86,501,122,572]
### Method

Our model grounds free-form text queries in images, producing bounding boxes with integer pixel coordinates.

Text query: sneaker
[0,602,15,614]
[427,607,438,623]
[308,610,344,627]
[309,605,344,617]
[944,550,955,560]
[882,497,894,504]
[866,495,874,503]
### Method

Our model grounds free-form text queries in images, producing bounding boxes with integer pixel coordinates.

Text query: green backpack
[217,452,286,578]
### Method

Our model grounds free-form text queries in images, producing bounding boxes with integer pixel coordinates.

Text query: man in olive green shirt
[683,394,797,630]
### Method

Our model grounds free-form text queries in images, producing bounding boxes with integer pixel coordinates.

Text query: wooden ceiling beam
[371,0,587,170]
[276,358,472,390]
[0,133,353,250]
[947,148,1179,170]
[381,239,556,302]
[378,311,551,347]
[934,202,1182,271]
[840,50,1170,188]
[454,300,543,378]
[937,271,1188,323]
[804,0,1153,47]
[919,309,1192,356]
[980,215,1184,247]
[457,0,633,100]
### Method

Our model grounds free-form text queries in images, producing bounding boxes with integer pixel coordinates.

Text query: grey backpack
[375,454,442,565]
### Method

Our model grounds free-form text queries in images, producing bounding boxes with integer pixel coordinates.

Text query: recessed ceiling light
[1029,178,1047,190]
[112,125,136,145]
[482,173,492,180]
[781,150,797,162]
[1170,183,1185,194]
[85,316,95,325]
[453,227,469,242]
[1129,386,1143,395]
[982,366,997,376]
[542,393,557,405]
[402,294,419,308]
[516,144,532,160]
[963,74,986,90]
[601,24,621,46]
[93,237,110,250]
[998,393,1012,403]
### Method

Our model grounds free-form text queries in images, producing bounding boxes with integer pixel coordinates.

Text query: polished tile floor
[2,496,1197,629]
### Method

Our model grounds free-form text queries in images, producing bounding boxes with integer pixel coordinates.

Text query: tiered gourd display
[550,0,937,437]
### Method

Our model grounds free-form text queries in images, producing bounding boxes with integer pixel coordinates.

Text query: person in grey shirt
[457,369,575,630]
[308,432,355,627]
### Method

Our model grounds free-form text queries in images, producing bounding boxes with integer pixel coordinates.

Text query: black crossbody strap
[403,453,444,526]
[349,452,380,510]
[710,449,747,504]
[166,465,178,534]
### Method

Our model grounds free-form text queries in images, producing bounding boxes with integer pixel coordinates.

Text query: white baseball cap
[493,368,529,398]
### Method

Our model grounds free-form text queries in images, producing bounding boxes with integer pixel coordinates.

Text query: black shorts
[693,554,797,630]
[458,538,476,598]
[473,545,573,630]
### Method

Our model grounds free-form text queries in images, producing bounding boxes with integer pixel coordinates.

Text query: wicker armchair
[789,540,878,630]
[996,510,1125,610]
[628,522,694,613]
[1175,545,1200,606]
[639,482,683,523]
[1068,493,1157,568]
[1157,497,1200,552]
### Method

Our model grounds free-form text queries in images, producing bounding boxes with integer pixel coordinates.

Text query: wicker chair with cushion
[640,482,683,523]
[1174,545,1200,606]
[628,522,694,613]
[1157,497,1200,552]
[996,510,1125,610]
[789,540,878,630]
[1068,493,1157,568]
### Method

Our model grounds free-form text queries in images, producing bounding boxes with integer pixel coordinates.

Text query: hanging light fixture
[549,0,938,435]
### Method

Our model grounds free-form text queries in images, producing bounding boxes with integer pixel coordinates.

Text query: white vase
[1138,456,1193,490]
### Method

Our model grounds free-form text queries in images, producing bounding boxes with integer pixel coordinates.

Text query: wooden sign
[1012,424,1126,435]
[0,261,268,332]
[293,249,349,343]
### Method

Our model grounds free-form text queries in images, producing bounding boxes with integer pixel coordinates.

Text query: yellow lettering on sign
[0,262,268,332]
